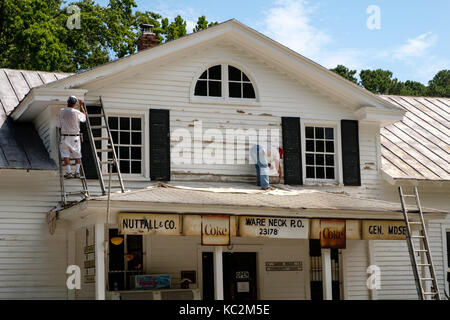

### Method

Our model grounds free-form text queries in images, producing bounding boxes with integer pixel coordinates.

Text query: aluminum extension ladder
[398,186,441,300]
[85,97,125,195]
[57,129,90,205]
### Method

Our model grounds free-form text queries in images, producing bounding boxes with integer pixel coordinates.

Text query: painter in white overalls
[58,96,87,178]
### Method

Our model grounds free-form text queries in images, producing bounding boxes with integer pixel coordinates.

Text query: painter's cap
[67,96,78,105]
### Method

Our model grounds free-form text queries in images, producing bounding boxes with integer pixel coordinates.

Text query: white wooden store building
[0,20,448,300]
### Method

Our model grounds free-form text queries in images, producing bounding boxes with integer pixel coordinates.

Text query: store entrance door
[223,252,257,300]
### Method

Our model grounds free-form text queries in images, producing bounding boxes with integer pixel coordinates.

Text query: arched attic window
[194,64,256,100]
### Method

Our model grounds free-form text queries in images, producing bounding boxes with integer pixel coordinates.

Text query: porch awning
[85,182,446,215]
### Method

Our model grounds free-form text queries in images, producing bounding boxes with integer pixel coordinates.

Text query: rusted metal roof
[0,69,72,170]
[380,95,450,181]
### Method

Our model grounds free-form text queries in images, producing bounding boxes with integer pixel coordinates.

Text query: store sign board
[238,216,309,239]
[201,215,230,246]
[362,220,407,240]
[320,219,346,249]
[118,214,181,236]
[183,215,237,237]
[311,220,360,240]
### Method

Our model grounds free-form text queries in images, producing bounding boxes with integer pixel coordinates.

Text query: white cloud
[392,32,438,60]
[263,0,330,58]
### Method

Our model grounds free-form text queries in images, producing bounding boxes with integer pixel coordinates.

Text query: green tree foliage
[193,16,219,33]
[0,0,217,72]
[161,15,186,41]
[428,70,450,97]
[331,65,450,97]
[329,65,358,84]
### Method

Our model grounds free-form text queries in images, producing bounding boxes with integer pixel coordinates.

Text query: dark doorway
[223,252,257,300]
[202,252,215,300]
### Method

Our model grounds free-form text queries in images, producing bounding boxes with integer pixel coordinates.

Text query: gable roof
[31,19,402,115]
[380,95,450,181]
[0,69,71,170]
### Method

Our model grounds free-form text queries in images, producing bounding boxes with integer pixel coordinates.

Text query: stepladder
[398,186,441,300]
[84,97,125,196]
[57,129,90,205]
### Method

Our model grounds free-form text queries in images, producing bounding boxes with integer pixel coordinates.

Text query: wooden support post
[95,223,105,300]
[213,246,224,300]
[322,248,333,300]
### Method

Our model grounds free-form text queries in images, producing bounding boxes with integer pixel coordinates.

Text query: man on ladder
[58,96,87,179]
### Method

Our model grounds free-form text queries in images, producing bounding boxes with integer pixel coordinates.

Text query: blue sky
[97,0,450,84]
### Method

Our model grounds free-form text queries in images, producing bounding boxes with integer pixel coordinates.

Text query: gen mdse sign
[239,216,309,239]
[362,220,407,240]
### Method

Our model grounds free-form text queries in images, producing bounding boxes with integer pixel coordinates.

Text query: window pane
[120,132,130,145]
[111,131,118,144]
[90,116,101,126]
[242,73,250,82]
[132,132,142,145]
[228,66,241,81]
[306,127,314,139]
[306,140,315,152]
[315,127,324,139]
[326,141,334,153]
[326,155,334,166]
[325,128,334,140]
[109,117,118,130]
[120,160,130,174]
[120,117,130,130]
[120,147,130,159]
[209,81,222,97]
[229,82,241,98]
[316,140,324,152]
[131,161,141,174]
[199,70,208,79]
[326,167,335,180]
[306,166,315,179]
[195,80,207,96]
[315,154,324,166]
[131,118,141,130]
[131,147,142,160]
[209,65,222,80]
[316,166,325,179]
[243,83,256,99]
[306,153,315,165]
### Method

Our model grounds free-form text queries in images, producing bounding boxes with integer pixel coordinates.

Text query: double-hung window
[305,125,337,182]
[108,116,143,175]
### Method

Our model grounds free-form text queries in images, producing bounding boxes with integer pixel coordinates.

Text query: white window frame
[105,109,148,181]
[301,120,343,186]
[190,62,260,106]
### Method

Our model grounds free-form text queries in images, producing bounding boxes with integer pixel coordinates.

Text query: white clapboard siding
[342,240,370,300]
[0,172,68,300]
[372,240,420,300]
[74,227,95,300]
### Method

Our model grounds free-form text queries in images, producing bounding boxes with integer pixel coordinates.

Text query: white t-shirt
[249,145,270,176]
[58,107,86,134]
[267,146,280,176]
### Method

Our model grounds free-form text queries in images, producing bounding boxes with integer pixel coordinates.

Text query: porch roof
[87,182,447,215]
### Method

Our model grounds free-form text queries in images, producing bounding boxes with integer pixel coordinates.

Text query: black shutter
[81,106,102,179]
[150,109,170,181]
[341,120,361,186]
[282,117,302,185]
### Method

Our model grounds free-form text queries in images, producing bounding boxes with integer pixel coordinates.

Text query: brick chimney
[137,24,159,51]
